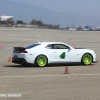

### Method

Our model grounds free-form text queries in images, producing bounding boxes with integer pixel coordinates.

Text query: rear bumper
[12,58,27,64]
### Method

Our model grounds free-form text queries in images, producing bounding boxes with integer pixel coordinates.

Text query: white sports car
[12,42,97,67]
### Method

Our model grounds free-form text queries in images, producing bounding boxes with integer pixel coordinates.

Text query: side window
[49,44,69,49]
[25,44,40,49]
[51,44,59,49]
[45,44,52,49]
[57,44,69,49]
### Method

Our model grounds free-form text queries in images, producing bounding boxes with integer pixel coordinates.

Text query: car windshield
[25,44,40,49]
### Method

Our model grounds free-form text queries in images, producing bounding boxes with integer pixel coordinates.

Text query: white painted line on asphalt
[3,92,34,95]
[0,74,100,79]
[0,29,32,31]
[21,92,34,95]
[0,92,34,97]
[0,92,35,98]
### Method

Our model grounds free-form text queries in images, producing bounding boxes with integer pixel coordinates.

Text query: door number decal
[60,52,66,59]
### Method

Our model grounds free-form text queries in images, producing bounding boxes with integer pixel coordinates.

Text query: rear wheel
[35,55,48,67]
[81,53,93,65]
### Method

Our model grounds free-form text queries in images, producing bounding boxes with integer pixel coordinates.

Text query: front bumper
[93,61,98,63]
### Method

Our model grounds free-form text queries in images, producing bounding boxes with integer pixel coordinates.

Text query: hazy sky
[11,0,100,15]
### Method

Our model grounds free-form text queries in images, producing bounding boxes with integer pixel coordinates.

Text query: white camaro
[12,42,97,67]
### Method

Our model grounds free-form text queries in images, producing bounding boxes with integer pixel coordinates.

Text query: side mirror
[68,47,72,50]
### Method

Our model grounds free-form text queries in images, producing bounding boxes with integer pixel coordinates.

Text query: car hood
[74,48,95,53]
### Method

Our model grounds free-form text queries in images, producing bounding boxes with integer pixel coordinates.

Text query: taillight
[20,50,28,53]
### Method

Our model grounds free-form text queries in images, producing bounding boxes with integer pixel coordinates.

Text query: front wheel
[35,55,48,67]
[81,53,93,65]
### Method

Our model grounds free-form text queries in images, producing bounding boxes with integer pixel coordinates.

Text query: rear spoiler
[13,47,25,51]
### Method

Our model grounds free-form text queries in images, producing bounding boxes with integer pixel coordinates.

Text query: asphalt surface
[0,27,100,100]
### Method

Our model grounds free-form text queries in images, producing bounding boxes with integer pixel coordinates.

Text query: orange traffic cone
[69,38,71,41]
[5,42,8,44]
[64,66,70,74]
[84,40,87,42]
[0,45,4,49]
[8,57,12,62]
[73,43,76,48]
[22,44,25,46]
[92,42,94,44]
[1,45,4,48]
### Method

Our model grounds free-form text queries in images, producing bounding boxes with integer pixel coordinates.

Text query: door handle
[53,52,57,53]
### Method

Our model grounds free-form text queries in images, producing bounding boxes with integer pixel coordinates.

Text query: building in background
[0,15,14,26]
[0,16,13,21]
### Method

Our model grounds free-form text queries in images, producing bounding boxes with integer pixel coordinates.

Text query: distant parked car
[16,24,24,27]
[95,27,100,31]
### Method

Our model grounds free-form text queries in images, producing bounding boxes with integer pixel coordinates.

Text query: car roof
[36,42,65,45]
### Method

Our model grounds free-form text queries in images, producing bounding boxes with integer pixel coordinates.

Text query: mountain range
[0,0,100,27]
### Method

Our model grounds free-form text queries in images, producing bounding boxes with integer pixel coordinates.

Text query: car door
[51,44,76,62]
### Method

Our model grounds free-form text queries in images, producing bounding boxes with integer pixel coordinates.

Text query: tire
[81,53,93,65]
[35,55,48,67]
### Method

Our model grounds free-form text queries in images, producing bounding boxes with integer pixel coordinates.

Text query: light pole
[0,15,1,26]
[71,19,74,28]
